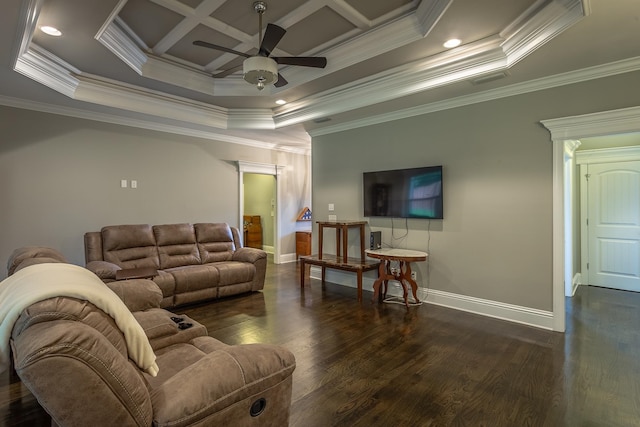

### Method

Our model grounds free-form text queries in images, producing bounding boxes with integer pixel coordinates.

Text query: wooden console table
[300,220,378,301]
[365,248,428,308]
[299,255,379,302]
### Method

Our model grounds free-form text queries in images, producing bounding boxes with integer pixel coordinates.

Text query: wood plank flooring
[2,260,640,426]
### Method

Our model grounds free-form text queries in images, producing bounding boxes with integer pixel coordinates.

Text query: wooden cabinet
[296,231,312,259]
[243,215,263,249]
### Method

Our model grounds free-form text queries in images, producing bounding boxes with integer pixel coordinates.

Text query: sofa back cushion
[153,224,201,269]
[102,224,160,269]
[194,223,236,263]
[7,246,68,276]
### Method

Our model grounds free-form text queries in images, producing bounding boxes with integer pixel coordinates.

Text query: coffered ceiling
[1,0,639,153]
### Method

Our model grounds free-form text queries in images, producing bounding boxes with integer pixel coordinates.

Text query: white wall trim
[576,146,640,164]
[310,267,553,330]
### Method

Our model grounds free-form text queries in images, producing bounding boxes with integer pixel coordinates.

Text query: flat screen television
[363,165,443,219]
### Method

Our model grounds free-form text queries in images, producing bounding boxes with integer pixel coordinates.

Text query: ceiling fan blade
[212,64,243,78]
[274,73,288,87]
[273,56,327,68]
[193,40,251,58]
[259,23,286,57]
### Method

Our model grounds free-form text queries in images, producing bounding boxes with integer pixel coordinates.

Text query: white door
[584,161,640,291]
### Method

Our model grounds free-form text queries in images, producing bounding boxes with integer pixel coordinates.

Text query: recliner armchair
[5,247,296,426]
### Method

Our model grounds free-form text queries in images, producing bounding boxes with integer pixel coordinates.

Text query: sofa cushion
[102,224,160,269]
[194,223,235,263]
[166,265,219,306]
[153,224,201,269]
[106,279,163,312]
[214,261,255,286]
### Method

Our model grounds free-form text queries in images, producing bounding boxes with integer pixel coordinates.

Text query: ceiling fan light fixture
[243,56,278,90]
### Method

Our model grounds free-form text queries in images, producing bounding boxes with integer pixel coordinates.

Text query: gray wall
[311,70,640,312]
[0,106,310,279]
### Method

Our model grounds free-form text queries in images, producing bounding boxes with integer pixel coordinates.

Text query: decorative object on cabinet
[296,207,312,221]
[243,215,263,249]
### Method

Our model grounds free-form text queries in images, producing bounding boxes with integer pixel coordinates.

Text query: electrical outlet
[411,271,417,280]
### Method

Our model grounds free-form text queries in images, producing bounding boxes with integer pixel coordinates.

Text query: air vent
[471,71,509,85]
[313,117,331,123]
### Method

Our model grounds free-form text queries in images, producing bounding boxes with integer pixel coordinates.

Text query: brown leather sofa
[84,223,267,308]
[4,247,296,427]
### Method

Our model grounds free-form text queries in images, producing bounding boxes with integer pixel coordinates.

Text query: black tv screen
[363,166,443,219]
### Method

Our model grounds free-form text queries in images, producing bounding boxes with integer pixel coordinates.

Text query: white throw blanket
[0,263,159,376]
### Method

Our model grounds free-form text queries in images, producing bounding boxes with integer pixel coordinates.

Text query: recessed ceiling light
[40,26,62,36]
[275,99,286,105]
[443,38,461,48]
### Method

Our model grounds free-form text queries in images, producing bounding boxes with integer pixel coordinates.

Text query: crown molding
[14,47,79,98]
[309,56,640,137]
[415,0,453,37]
[74,74,230,128]
[502,0,586,66]
[0,94,310,155]
[275,39,508,127]
[542,104,640,141]
[98,18,147,73]
[227,109,276,129]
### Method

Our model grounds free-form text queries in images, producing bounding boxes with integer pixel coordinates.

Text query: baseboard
[278,252,298,264]
[309,266,554,330]
[572,273,582,296]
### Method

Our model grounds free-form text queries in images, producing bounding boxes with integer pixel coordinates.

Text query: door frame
[237,161,284,264]
[542,105,640,332]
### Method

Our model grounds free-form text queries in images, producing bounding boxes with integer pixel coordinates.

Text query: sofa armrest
[232,248,267,291]
[232,247,266,263]
[150,343,295,426]
[86,260,121,281]
[106,279,163,312]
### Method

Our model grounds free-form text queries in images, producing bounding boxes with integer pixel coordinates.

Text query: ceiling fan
[193,1,327,90]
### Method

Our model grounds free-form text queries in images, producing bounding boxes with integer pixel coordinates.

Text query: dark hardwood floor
[2,260,640,426]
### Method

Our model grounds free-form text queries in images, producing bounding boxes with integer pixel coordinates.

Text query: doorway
[243,173,276,253]
[237,161,284,264]
[542,105,640,332]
